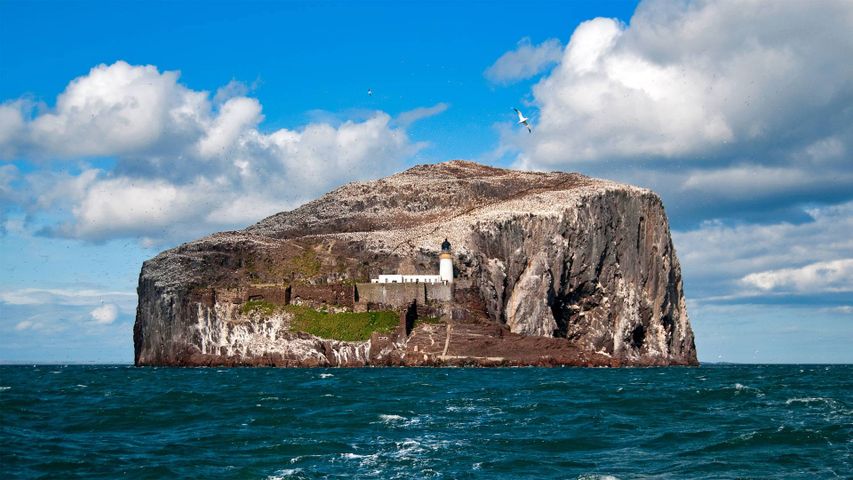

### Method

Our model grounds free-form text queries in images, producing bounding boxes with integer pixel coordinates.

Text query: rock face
[134,161,697,367]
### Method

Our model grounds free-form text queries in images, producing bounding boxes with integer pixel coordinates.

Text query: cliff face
[134,161,697,367]
[468,188,694,362]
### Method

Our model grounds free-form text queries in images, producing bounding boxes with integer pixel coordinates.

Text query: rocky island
[134,161,697,367]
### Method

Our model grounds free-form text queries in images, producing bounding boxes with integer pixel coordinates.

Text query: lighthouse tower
[439,238,453,283]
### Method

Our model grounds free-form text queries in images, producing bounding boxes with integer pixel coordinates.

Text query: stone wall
[355,283,421,308]
[192,286,291,306]
[245,285,291,305]
[425,284,452,302]
[202,284,354,308]
[291,284,354,308]
[190,287,279,307]
[354,283,452,308]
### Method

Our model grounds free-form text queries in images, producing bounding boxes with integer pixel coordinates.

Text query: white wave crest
[378,414,406,423]
[266,468,302,479]
[733,383,764,396]
[786,397,835,406]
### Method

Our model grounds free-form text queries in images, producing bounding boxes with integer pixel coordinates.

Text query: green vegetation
[240,300,277,315]
[285,305,398,341]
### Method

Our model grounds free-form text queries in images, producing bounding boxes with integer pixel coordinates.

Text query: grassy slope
[285,305,398,341]
[240,301,399,341]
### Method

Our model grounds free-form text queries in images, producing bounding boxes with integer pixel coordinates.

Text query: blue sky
[1,0,851,363]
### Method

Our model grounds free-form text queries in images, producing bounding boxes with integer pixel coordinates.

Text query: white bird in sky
[513,107,531,133]
[367,88,373,96]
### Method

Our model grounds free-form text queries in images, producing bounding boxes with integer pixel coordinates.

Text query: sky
[0,0,851,364]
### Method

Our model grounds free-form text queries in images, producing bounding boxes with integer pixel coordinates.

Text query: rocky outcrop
[134,161,697,367]
[468,187,694,363]
[504,252,556,337]
[134,275,371,367]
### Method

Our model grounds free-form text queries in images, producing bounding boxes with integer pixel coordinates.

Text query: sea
[1,364,850,479]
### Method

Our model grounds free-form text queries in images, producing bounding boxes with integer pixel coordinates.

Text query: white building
[370,239,454,284]
[371,274,443,284]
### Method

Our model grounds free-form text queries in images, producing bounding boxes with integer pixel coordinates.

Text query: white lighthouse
[369,238,454,284]
[439,238,453,284]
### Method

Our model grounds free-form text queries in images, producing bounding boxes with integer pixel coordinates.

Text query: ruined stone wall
[245,285,290,305]
[191,286,290,306]
[291,284,354,308]
[189,287,243,308]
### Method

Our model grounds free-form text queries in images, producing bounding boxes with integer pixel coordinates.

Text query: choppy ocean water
[1,365,850,479]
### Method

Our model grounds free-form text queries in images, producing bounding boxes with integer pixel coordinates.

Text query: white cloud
[65,177,188,240]
[501,0,853,222]
[24,62,207,158]
[674,201,853,300]
[15,320,33,331]
[1,289,133,338]
[678,164,853,201]
[196,96,262,157]
[0,288,136,310]
[0,61,437,243]
[828,306,853,315]
[0,164,20,232]
[213,79,251,106]
[741,259,853,294]
[28,169,99,211]
[0,101,27,158]
[800,137,846,164]
[396,103,449,128]
[0,164,17,193]
[489,3,853,314]
[8,317,62,334]
[485,37,563,84]
[90,303,119,324]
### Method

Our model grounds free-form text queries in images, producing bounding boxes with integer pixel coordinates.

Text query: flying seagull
[367,88,373,96]
[513,108,531,133]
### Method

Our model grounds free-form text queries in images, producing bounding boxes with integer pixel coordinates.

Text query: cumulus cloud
[213,79,252,106]
[515,1,853,164]
[495,1,853,311]
[674,201,853,300]
[19,62,207,158]
[90,303,119,324]
[485,37,563,84]
[741,259,853,294]
[0,101,27,158]
[501,0,853,223]
[0,61,437,243]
